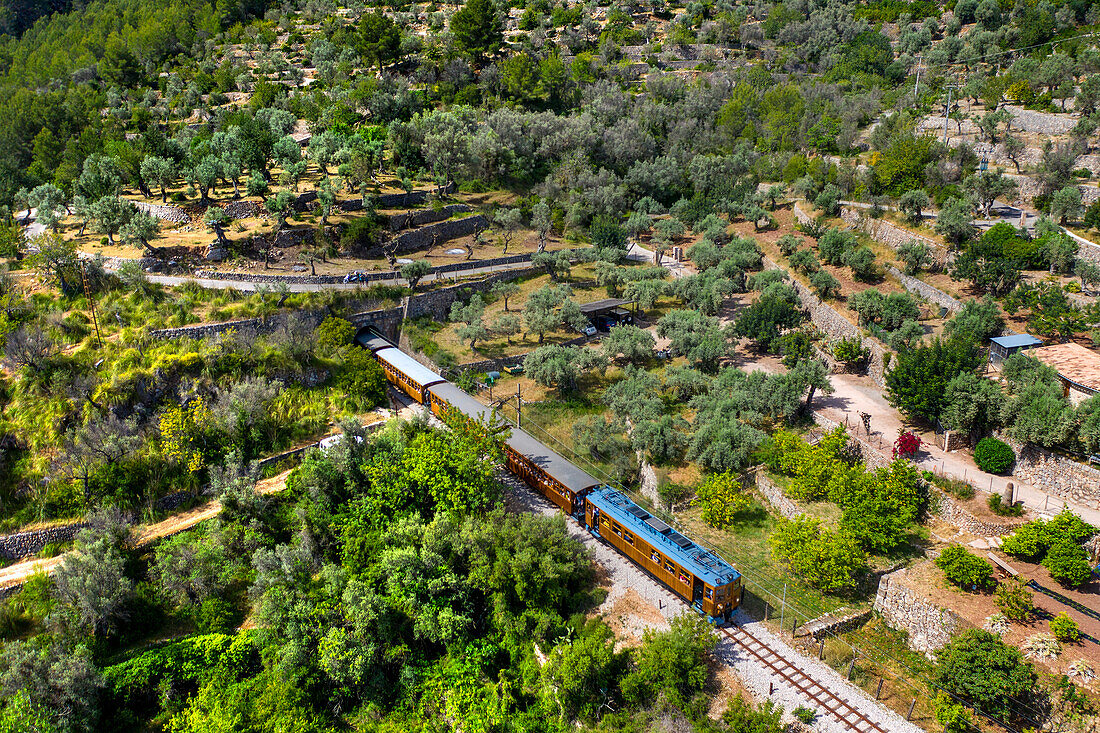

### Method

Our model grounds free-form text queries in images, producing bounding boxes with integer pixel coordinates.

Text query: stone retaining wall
[134,201,191,224]
[873,568,964,656]
[221,200,264,219]
[336,183,458,212]
[0,522,88,561]
[193,252,536,286]
[384,215,489,255]
[1002,438,1100,509]
[839,207,950,266]
[931,489,1026,537]
[752,468,802,519]
[387,204,470,232]
[764,256,889,388]
[887,267,965,313]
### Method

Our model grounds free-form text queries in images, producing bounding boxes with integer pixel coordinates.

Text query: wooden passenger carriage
[585,487,741,621]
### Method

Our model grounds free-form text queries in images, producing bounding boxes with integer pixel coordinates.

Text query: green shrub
[793,706,816,723]
[994,579,1034,621]
[1042,539,1092,588]
[974,438,1014,474]
[1049,612,1080,642]
[1001,520,1051,561]
[987,493,1023,517]
[935,544,995,590]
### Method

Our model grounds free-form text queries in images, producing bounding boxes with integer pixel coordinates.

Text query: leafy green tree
[621,615,717,708]
[1049,185,1084,224]
[601,324,654,365]
[810,269,840,298]
[541,620,627,722]
[941,373,1005,436]
[490,280,520,311]
[359,11,402,70]
[0,643,102,733]
[770,517,867,593]
[995,578,1035,622]
[898,189,930,226]
[1042,539,1092,588]
[524,345,606,394]
[934,197,978,244]
[843,245,878,282]
[89,196,135,244]
[27,184,65,232]
[886,337,982,423]
[897,239,933,275]
[119,209,159,255]
[935,630,1036,722]
[732,292,803,351]
[451,0,504,65]
[450,294,489,351]
[400,259,433,290]
[140,155,177,203]
[692,472,752,528]
[944,297,1004,344]
[51,522,134,637]
[657,309,729,367]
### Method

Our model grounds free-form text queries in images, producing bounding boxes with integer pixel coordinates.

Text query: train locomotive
[355,329,743,624]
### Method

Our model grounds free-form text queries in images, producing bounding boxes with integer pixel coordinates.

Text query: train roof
[355,329,395,352]
[427,382,501,424]
[504,427,602,494]
[375,347,447,389]
[586,487,740,587]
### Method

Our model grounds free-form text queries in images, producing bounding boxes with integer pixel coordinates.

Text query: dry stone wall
[839,207,950,267]
[0,522,88,561]
[386,204,470,232]
[763,255,889,388]
[1002,438,1100,509]
[751,468,802,520]
[134,201,191,224]
[931,490,1026,537]
[874,568,964,656]
[887,267,964,313]
[385,215,489,255]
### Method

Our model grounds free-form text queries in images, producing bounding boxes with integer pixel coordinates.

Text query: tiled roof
[1031,342,1100,393]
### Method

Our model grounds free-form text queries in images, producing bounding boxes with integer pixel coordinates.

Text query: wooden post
[847,658,855,680]
[764,603,769,622]
[818,638,825,659]
[792,618,798,635]
[907,698,917,720]
[769,682,774,695]
[875,677,884,700]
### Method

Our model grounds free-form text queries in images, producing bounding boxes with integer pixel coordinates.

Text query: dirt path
[0,470,293,593]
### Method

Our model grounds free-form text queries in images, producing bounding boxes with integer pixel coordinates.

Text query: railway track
[721,624,890,733]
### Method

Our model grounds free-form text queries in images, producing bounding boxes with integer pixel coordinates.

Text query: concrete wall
[873,568,964,656]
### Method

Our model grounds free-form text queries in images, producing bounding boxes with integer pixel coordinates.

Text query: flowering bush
[893,430,922,458]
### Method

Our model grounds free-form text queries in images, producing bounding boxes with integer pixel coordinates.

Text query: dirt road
[0,470,292,593]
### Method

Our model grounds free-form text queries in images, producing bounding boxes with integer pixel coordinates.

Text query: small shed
[1030,342,1100,405]
[577,298,635,330]
[989,334,1042,365]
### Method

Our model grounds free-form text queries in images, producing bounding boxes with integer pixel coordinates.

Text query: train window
[651,551,660,563]
[613,525,621,537]
[624,531,634,545]
[665,563,674,574]
[679,573,689,585]
[704,588,713,599]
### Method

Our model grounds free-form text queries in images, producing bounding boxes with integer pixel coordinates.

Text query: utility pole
[516,384,522,429]
[913,53,922,101]
[943,84,958,146]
